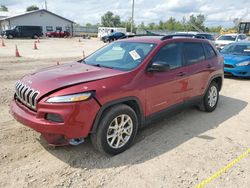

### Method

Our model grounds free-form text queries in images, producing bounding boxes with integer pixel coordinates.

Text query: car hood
[222,54,250,65]
[215,40,234,45]
[4,29,13,33]
[20,62,125,99]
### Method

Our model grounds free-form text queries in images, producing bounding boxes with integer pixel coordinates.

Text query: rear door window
[204,43,217,59]
[183,42,205,65]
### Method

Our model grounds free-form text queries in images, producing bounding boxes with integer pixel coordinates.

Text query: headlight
[236,61,250,67]
[46,92,93,103]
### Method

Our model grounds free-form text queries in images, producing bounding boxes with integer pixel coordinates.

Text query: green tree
[138,22,145,29]
[85,23,93,27]
[187,14,206,32]
[26,5,39,12]
[101,11,121,27]
[148,22,156,30]
[158,21,165,30]
[165,17,177,31]
[121,18,136,32]
[0,5,8,11]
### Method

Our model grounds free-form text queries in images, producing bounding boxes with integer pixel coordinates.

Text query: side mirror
[148,61,170,72]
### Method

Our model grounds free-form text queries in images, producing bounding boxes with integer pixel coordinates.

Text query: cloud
[1,0,250,27]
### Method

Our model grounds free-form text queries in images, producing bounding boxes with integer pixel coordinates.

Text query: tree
[101,11,121,27]
[85,23,93,27]
[0,5,8,11]
[26,5,39,12]
[187,14,206,32]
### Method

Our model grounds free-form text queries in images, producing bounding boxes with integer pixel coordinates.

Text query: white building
[0,9,74,35]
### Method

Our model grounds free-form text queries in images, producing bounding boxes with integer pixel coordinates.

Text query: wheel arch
[91,97,144,134]
[205,74,223,94]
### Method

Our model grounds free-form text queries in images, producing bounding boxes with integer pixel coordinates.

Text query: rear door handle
[177,72,186,77]
[206,64,212,68]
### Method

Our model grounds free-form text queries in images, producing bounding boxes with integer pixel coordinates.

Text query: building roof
[0,9,74,23]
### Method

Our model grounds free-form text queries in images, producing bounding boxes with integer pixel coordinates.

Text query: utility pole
[131,0,134,33]
[45,0,48,10]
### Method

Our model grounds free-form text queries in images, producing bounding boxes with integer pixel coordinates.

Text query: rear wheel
[198,82,219,112]
[91,104,138,155]
[32,34,38,39]
[7,34,13,39]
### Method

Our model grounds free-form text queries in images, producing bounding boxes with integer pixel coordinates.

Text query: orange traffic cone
[15,45,21,57]
[33,41,38,50]
[37,37,40,43]
[1,38,5,47]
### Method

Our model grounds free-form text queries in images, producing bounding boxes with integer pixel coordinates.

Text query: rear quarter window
[183,42,205,65]
[204,43,217,59]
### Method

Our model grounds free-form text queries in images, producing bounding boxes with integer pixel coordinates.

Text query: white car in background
[215,34,248,50]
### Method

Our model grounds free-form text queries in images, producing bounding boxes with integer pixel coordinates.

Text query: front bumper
[10,98,100,145]
[224,65,250,77]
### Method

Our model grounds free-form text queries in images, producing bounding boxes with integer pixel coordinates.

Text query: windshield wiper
[91,64,113,69]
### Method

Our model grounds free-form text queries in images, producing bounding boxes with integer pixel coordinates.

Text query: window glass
[183,42,205,65]
[152,43,183,69]
[240,35,247,40]
[56,26,62,31]
[217,35,236,41]
[46,26,53,31]
[221,44,250,56]
[204,43,216,59]
[84,41,156,71]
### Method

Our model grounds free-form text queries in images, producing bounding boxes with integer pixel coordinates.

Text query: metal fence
[73,26,98,36]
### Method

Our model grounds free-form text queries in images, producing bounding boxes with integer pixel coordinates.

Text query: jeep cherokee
[10,35,224,155]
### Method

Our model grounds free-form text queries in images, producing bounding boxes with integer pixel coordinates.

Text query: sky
[1,0,250,28]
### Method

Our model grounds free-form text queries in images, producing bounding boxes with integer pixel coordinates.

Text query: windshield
[83,41,156,71]
[197,34,215,40]
[221,43,250,56]
[217,35,236,41]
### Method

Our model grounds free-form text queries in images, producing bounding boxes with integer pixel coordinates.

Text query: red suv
[10,35,224,155]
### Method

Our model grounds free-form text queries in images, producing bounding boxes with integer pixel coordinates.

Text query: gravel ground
[0,38,249,188]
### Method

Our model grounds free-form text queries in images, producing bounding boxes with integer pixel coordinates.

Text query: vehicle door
[145,42,188,115]
[182,42,214,100]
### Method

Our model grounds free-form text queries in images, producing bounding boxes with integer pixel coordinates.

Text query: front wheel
[91,104,138,155]
[198,82,219,112]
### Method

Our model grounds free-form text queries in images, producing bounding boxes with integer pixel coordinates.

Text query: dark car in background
[45,30,70,38]
[101,32,126,43]
[2,26,43,39]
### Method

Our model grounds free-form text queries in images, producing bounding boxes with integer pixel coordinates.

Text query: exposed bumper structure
[10,98,100,146]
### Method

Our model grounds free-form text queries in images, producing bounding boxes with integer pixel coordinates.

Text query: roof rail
[120,34,163,40]
[161,34,205,40]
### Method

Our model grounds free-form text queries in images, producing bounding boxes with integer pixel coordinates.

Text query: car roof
[222,33,246,36]
[120,35,210,44]
[230,41,250,45]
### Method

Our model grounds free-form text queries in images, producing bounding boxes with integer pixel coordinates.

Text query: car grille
[15,81,40,110]
[224,64,234,68]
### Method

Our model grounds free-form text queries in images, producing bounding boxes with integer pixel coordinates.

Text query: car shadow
[39,95,247,169]
[224,75,250,80]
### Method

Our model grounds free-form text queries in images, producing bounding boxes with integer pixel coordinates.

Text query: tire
[91,104,138,155]
[32,34,38,39]
[7,34,13,39]
[198,82,219,112]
